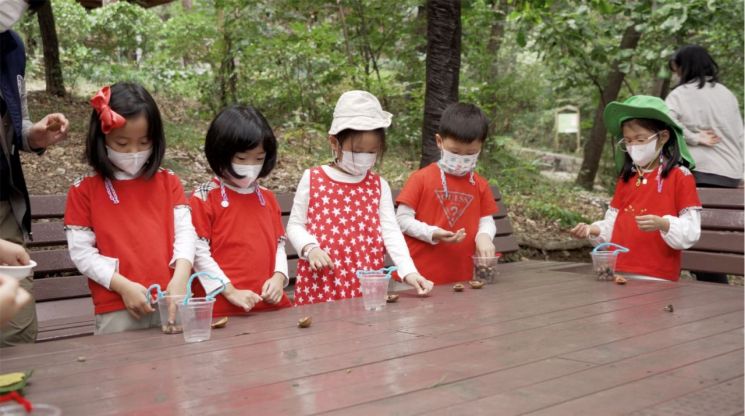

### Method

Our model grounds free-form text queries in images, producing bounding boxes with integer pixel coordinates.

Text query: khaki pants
[0,201,38,347]
[95,310,161,335]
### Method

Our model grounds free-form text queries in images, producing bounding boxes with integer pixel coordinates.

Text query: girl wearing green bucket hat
[570,96,702,281]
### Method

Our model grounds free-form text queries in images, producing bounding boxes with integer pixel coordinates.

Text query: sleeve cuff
[94,257,118,290]
[396,259,418,281]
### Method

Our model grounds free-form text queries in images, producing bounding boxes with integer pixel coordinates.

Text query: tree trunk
[182,0,193,10]
[420,0,461,168]
[216,8,237,107]
[36,1,65,97]
[575,24,641,189]
[652,76,671,99]
[485,0,508,77]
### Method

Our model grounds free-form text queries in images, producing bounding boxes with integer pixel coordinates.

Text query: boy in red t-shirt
[396,103,499,284]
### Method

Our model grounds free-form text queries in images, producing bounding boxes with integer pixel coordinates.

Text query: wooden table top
[1,260,742,415]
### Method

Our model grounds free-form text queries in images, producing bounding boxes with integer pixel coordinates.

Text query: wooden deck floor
[0,260,742,415]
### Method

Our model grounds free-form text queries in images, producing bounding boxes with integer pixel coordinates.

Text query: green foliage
[16,0,742,200]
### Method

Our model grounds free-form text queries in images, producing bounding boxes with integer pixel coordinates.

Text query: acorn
[453,283,465,292]
[211,316,229,329]
[663,304,674,313]
[386,294,400,303]
[298,316,312,328]
[468,280,485,289]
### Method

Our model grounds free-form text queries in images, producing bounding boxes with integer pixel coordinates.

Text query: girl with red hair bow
[63,82,197,334]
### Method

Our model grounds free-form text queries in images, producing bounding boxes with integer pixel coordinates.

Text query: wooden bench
[26,185,518,342]
[681,187,744,276]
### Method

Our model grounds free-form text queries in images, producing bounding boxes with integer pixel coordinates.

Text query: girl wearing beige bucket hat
[286,91,434,305]
[570,95,702,282]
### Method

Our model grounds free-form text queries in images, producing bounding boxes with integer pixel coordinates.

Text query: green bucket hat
[603,95,695,173]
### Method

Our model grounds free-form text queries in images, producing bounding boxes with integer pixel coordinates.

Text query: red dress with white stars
[294,167,385,305]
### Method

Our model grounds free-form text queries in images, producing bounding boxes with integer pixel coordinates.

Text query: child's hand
[635,215,669,232]
[474,234,496,258]
[110,273,154,319]
[261,273,285,304]
[308,247,334,271]
[223,284,262,312]
[403,273,434,296]
[569,223,600,239]
[0,239,30,266]
[433,228,466,243]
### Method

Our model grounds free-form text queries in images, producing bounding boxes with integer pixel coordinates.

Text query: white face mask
[336,150,377,176]
[229,163,262,189]
[628,138,660,167]
[106,146,152,177]
[439,148,479,176]
[0,1,28,32]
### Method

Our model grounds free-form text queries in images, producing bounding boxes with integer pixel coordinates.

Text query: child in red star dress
[571,96,701,281]
[396,103,499,284]
[287,90,434,305]
[189,105,292,316]
[65,83,197,334]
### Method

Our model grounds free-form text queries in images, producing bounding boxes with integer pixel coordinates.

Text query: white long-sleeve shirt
[396,203,497,244]
[286,165,418,278]
[192,181,290,294]
[66,171,197,289]
[589,207,701,250]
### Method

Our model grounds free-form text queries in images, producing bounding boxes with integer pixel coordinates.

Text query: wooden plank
[29,249,77,275]
[682,250,744,275]
[700,209,744,230]
[29,194,66,219]
[630,376,743,416]
[330,311,743,416]
[691,230,744,254]
[12,274,738,412]
[27,221,67,247]
[33,275,90,301]
[697,187,745,209]
[494,217,513,236]
[494,235,520,253]
[430,332,743,415]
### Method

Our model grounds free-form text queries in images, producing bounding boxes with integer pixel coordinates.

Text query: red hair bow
[90,86,126,134]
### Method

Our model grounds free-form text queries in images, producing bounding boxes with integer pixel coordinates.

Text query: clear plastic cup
[178,297,215,343]
[591,251,619,281]
[0,404,61,415]
[157,295,184,334]
[357,271,390,311]
[472,254,500,284]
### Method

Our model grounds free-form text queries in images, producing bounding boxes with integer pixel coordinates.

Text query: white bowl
[0,260,37,280]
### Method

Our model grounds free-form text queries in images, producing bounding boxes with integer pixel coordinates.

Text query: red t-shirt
[189,179,291,316]
[64,169,186,314]
[610,166,702,281]
[396,163,498,284]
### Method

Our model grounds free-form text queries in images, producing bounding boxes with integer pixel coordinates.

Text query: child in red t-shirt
[64,83,197,334]
[570,96,701,281]
[189,105,291,316]
[396,103,499,284]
